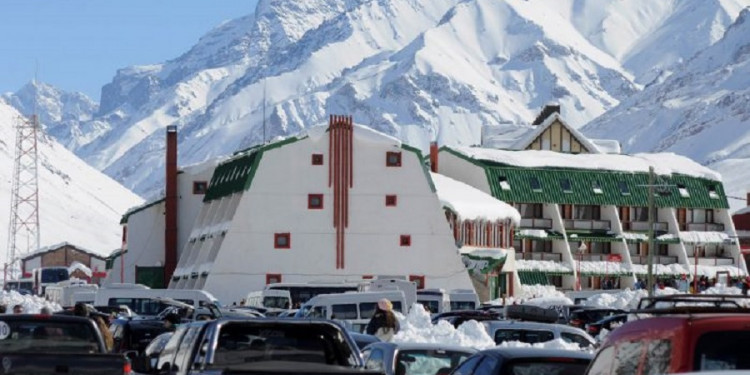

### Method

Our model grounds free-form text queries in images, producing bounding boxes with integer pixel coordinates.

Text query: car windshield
[263,296,290,309]
[694,331,750,370]
[210,322,356,368]
[503,359,590,375]
[418,300,440,314]
[397,349,473,375]
[0,319,99,353]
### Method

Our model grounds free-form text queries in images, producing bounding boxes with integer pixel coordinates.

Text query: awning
[460,247,508,275]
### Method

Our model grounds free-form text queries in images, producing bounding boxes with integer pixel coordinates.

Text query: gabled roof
[431,172,520,224]
[442,147,729,209]
[21,242,107,261]
[514,113,601,153]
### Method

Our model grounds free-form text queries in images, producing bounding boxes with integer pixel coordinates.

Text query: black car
[568,308,624,329]
[586,313,628,337]
[109,317,171,355]
[450,348,592,375]
[431,310,502,328]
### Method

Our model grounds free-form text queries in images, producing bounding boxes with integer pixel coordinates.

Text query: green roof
[204,136,303,202]
[441,147,728,209]
[402,143,436,193]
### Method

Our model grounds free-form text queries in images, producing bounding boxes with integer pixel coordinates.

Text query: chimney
[532,103,561,126]
[164,125,178,286]
[430,142,439,173]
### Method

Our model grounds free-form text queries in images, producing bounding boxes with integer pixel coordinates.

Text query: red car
[586,294,750,374]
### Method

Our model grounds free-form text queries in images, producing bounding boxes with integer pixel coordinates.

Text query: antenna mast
[6,114,41,281]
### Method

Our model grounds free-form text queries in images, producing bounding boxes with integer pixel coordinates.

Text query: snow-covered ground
[0,291,61,314]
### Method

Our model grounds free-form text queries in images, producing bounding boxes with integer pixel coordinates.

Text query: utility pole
[647,166,655,297]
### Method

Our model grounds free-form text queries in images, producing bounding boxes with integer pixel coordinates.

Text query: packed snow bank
[584,285,746,310]
[393,304,495,349]
[499,338,593,352]
[1,291,61,313]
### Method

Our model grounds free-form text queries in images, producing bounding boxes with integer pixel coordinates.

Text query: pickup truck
[0,314,131,374]
[135,318,383,375]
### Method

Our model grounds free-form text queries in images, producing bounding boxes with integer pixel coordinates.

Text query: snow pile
[579,261,631,275]
[617,233,648,241]
[518,229,548,238]
[68,261,93,277]
[393,304,495,349]
[431,172,521,225]
[0,291,61,313]
[695,265,745,277]
[630,263,688,276]
[499,338,593,353]
[679,231,729,244]
[516,260,572,273]
[523,296,574,308]
[584,288,680,310]
[703,284,742,295]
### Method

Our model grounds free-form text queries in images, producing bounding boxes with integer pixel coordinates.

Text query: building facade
[21,242,107,283]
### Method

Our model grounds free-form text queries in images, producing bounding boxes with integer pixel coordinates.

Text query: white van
[417,288,450,314]
[449,289,480,311]
[296,290,407,333]
[45,280,99,307]
[93,288,218,316]
[71,291,97,305]
[245,289,292,309]
[360,278,417,308]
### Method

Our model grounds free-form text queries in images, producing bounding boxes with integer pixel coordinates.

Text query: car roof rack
[633,294,750,315]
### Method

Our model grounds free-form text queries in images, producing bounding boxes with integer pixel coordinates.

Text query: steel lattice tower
[5,114,41,281]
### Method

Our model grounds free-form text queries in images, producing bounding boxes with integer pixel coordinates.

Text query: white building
[168,116,475,303]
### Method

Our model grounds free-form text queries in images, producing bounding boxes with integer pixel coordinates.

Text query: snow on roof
[21,242,105,260]
[590,139,621,154]
[305,123,402,147]
[516,259,572,273]
[677,231,730,244]
[459,247,509,259]
[68,261,92,277]
[452,147,722,181]
[431,172,521,225]
[735,206,750,215]
[617,232,648,241]
[630,263,688,276]
[514,113,602,154]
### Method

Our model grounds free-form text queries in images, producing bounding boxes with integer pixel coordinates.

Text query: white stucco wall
[103,203,165,285]
[182,131,473,303]
[436,151,492,194]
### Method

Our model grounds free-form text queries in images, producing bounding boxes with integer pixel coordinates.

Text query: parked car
[586,294,750,374]
[135,318,375,375]
[132,331,173,374]
[568,308,624,329]
[350,331,381,351]
[483,320,596,348]
[549,304,599,324]
[431,310,503,328]
[586,314,628,337]
[362,342,476,375]
[109,317,171,355]
[0,314,131,374]
[451,348,593,375]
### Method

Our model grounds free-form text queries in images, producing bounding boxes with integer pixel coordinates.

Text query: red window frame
[311,154,324,165]
[409,275,425,289]
[362,275,374,280]
[385,195,397,207]
[193,181,208,195]
[386,152,402,167]
[266,273,282,285]
[400,235,411,247]
[308,194,324,209]
[274,233,291,249]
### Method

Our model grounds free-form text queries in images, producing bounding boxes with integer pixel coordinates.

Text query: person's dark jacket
[365,310,400,336]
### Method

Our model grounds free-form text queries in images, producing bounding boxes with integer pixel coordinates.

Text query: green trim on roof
[567,233,621,243]
[105,249,127,270]
[402,144,435,193]
[441,147,729,209]
[204,136,304,202]
[120,198,166,224]
[515,230,565,241]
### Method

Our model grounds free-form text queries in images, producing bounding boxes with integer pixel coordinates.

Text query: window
[593,181,603,194]
[193,181,208,195]
[644,340,672,375]
[385,195,397,207]
[498,176,511,191]
[561,332,594,348]
[494,329,553,345]
[518,203,543,219]
[409,275,425,289]
[331,304,358,319]
[386,152,402,167]
[360,302,377,319]
[560,179,572,193]
[308,194,324,209]
[613,341,644,375]
[587,346,615,375]
[530,177,542,192]
[400,235,411,247]
[694,331,750,371]
[266,273,282,284]
[678,184,690,198]
[618,181,630,195]
[274,233,290,249]
[311,154,324,165]
[452,355,482,375]
[708,185,720,199]
[473,356,499,375]
[365,349,385,371]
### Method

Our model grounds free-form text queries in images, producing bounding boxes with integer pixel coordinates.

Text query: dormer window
[592,181,603,195]
[677,184,690,198]
[560,179,572,193]
[708,185,720,199]
[530,177,542,192]
[618,181,630,196]
[498,176,511,191]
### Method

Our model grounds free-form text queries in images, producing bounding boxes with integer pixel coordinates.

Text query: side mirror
[123,350,138,361]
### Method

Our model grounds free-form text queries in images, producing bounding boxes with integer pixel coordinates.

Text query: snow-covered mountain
[5,0,749,200]
[2,81,100,150]
[0,100,144,264]
[583,8,750,213]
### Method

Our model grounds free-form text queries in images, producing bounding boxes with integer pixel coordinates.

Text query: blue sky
[0,0,258,101]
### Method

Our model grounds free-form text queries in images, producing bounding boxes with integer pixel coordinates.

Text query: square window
[708,186,720,199]
[308,194,324,209]
[677,184,690,198]
[618,181,630,196]
[592,181,603,195]
[560,179,572,193]
[400,235,411,247]
[530,177,542,192]
[274,233,291,249]
[193,181,208,195]
[498,176,511,191]
[266,273,282,285]
[409,275,425,289]
[311,154,324,165]
[385,195,397,207]
[386,152,402,167]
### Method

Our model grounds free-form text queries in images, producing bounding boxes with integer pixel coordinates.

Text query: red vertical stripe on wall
[329,115,354,269]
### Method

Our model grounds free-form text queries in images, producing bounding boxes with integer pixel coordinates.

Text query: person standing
[12,305,23,314]
[365,298,400,342]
